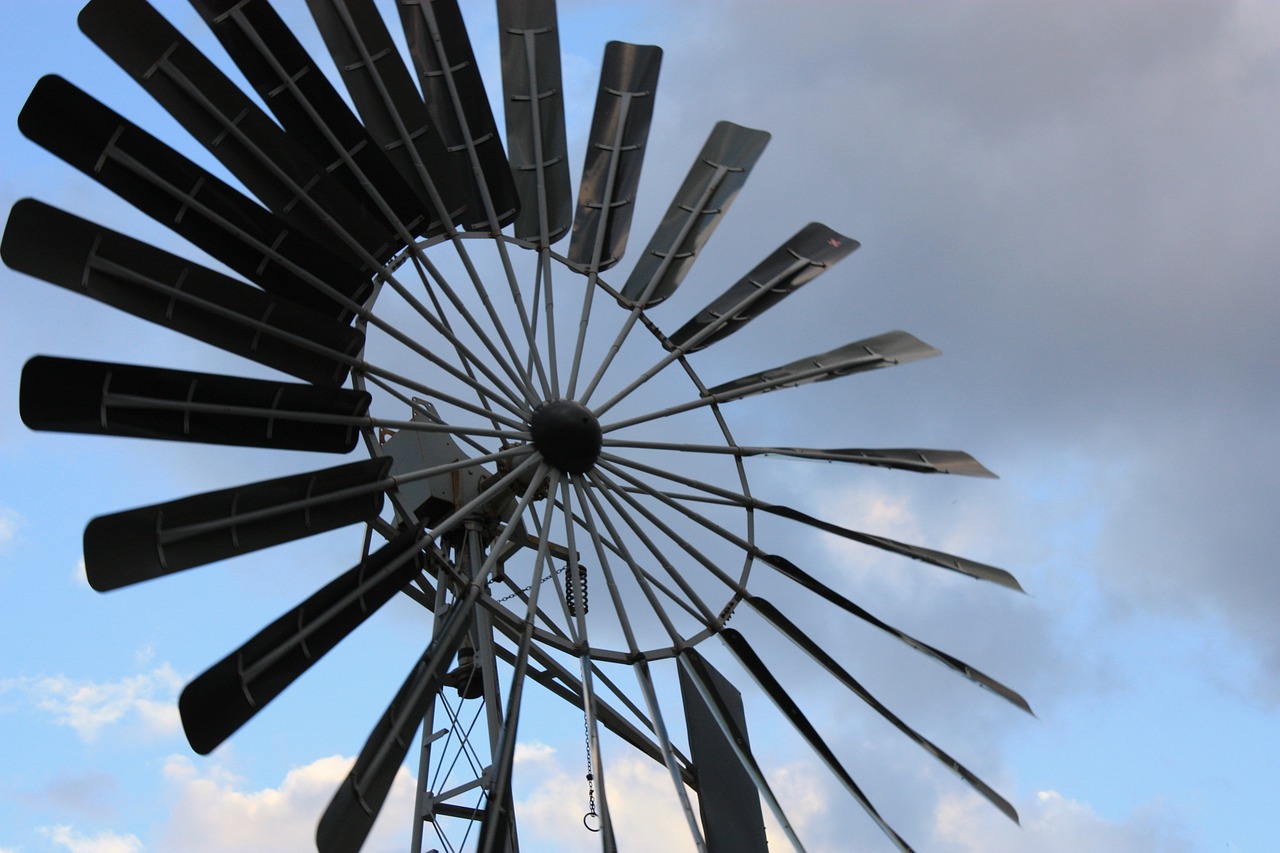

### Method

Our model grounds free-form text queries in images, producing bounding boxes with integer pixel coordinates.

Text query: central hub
[529,399,603,474]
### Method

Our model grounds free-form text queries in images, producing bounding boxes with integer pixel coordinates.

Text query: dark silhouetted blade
[759,552,1031,712]
[706,330,940,401]
[678,653,769,853]
[317,600,475,853]
[677,647,797,843]
[567,41,662,272]
[496,0,571,244]
[760,501,1022,591]
[18,76,370,321]
[747,597,1019,824]
[720,629,913,852]
[666,222,858,352]
[79,0,398,262]
[622,122,771,307]
[2,200,363,386]
[305,0,469,228]
[19,356,370,453]
[400,0,519,231]
[84,458,391,591]
[745,446,996,477]
[180,528,425,754]
[191,0,444,238]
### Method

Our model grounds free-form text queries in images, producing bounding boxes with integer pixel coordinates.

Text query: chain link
[583,710,599,832]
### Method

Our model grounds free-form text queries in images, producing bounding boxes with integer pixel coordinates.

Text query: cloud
[513,740,702,852]
[21,771,121,822]
[40,825,142,853]
[932,789,1192,853]
[0,506,19,551]
[3,664,183,742]
[154,755,414,853]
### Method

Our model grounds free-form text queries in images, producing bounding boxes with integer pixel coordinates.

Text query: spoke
[631,659,708,852]
[477,470,561,853]
[405,250,540,417]
[152,446,531,547]
[574,480,699,647]
[361,373,504,458]
[747,597,1018,823]
[583,472,721,628]
[719,629,912,851]
[539,248,562,397]
[600,452,1023,591]
[588,252,808,419]
[597,458,1031,711]
[101,388,527,434]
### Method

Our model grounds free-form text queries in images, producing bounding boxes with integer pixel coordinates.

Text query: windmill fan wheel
[3,1,1031,851]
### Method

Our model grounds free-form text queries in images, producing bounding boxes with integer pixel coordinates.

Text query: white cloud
[932,789,1192,853]
[4,665,183,742]
[40,825,142,853]
[514,740,703,853]
[154,755,414,853]
[0,506,20,550]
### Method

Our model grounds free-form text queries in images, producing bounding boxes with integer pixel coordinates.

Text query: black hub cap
[529,399,603,474]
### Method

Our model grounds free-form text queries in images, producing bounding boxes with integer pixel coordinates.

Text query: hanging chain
[493,563,567,604]
[582,710,600,832]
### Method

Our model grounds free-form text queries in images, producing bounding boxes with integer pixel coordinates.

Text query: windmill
[3,1,1031,851]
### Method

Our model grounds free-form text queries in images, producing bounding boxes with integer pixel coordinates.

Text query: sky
[1,1,1278,852]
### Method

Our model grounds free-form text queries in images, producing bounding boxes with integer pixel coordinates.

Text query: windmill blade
[180,528,426,754]
[706,330,940,401]
[19,356,370,453]
[622,121,771,307]
[190,0,445,238]
[677,652,767,853]
[720,629,913,852]
[2,200,363,386]
[601,438,996,477]
[305,0,470,228]
[677,647,806,852]
[747,597,1018,824]
[17,76,370,321]
[567,41,662,272]
[317,599,474,853]
[399,0,519,232]
[496,0,571,244]
[666,222,858,353]
[760,502,1022,591]
[83,458,391,591]
[79,0,398,262]
[760,552,1031,713]
[751,447,996,477]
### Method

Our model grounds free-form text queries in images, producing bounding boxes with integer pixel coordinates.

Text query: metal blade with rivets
[19,356,370,453]
[2,200,363,386]
[305,0,470,229]
[666,222,858,352]
[399,0,519,231]
[496,0,571,244]
[190,0,444,238]
[622,121,770,307]
[84,458,391,591]
[567,41,662,272]
[179,528,426,754]
[17,76,371,321]
[80,0,399,261]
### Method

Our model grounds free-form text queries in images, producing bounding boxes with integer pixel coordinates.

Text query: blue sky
[2,1,1278,852]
